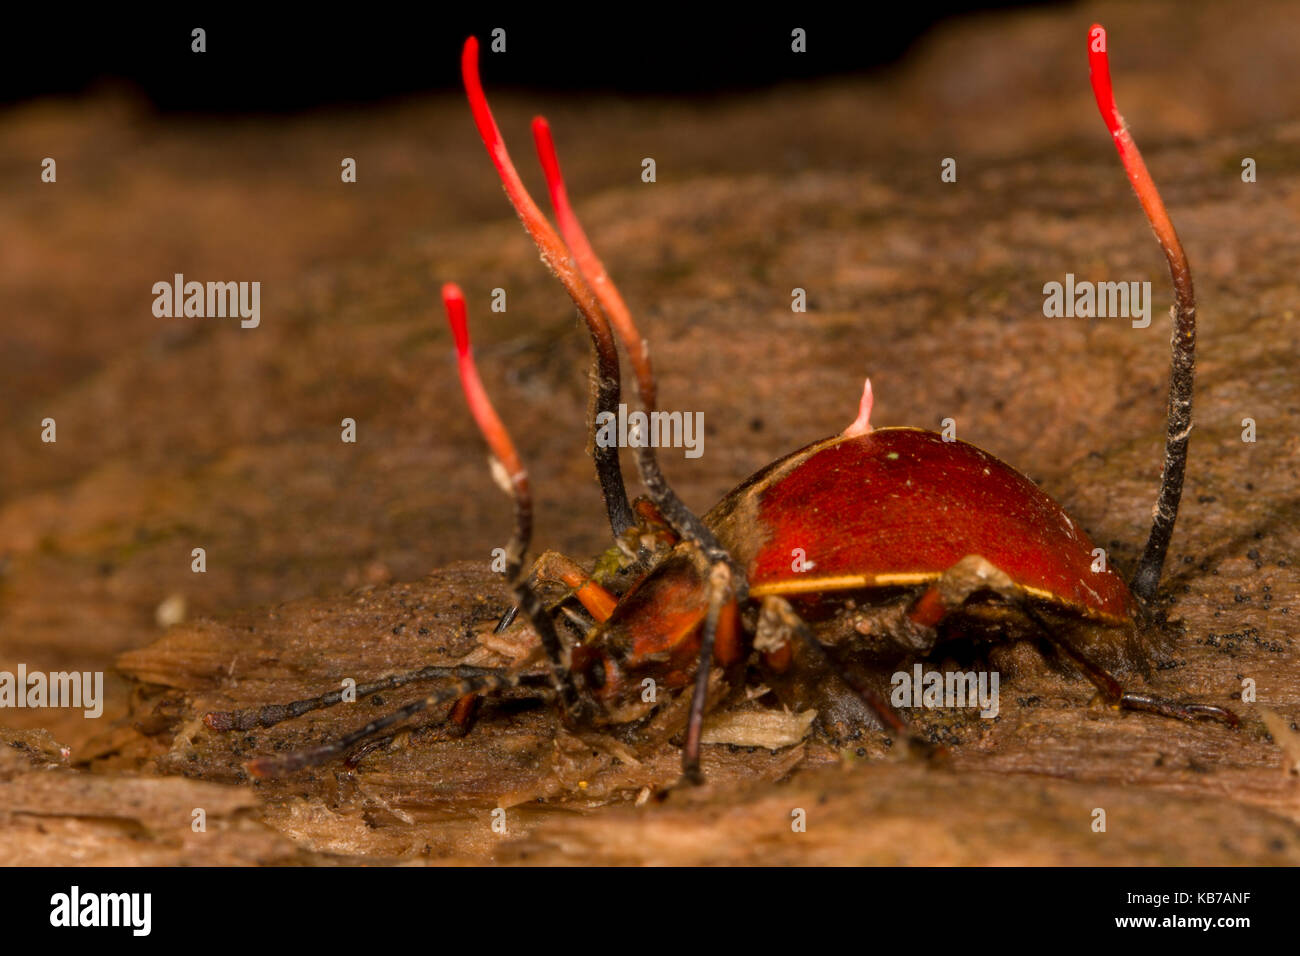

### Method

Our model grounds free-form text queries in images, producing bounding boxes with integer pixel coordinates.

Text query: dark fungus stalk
[1088,23,1196,607]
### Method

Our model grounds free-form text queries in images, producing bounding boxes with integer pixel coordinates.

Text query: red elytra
[717,428,1134,623]
[206,24,1238,783]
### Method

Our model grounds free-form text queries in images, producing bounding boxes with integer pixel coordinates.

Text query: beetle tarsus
[1118,693,1241,729]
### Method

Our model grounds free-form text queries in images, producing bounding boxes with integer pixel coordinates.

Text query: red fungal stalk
[531,116,659,411]
[460,36,634,539]
[462,36,727,567]
[459,38,612,353]
[441,282,524,491]
[1088,23,1196,606]
[1088,24,1190,287]
[442,283,577,707]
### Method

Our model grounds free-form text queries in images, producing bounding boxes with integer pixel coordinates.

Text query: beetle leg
[847,555,1019,657]
[523,550,619,623]
[343,733,397,769]
[680,561,738,785]
[341,697,474,771]
[760,596,938,755]
[494,509,673,633]
[908,555,1021,628]
[1020,604,1240,728]
[243,671,548,777]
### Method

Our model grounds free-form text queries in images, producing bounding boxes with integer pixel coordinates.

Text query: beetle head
[568,548,719,723]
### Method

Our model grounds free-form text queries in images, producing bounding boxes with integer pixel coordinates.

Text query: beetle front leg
[680,561,739,785]
[203,664,502,732]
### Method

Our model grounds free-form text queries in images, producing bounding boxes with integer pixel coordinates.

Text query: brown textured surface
[1,1,1298,864]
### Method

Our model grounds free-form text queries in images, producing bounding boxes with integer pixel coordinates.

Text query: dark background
[2,3,1062,110]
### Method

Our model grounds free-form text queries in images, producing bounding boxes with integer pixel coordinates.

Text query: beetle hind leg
[893,555,1239,729]
[1021,604,1240,728]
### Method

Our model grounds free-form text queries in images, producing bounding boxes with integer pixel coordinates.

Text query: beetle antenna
[442,282,580,715]
[530,115,736,575]
[245,672,524,777]
[460,37,634,541]
[204,664,502,731]
[1088,24,1196,607]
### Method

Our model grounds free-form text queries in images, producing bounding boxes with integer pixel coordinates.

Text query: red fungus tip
[458,34,614,349]
[843,378,875,438]
[440,282,524,484]
[531,116,557,175]
[531,116,580,246]
[461,37,508,173]
[1087,24,1122,137]
[441,282,470,355]
[530,108,658,408]
[1085,24,1183,286]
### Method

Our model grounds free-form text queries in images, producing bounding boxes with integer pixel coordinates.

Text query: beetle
[205,24,1238,783]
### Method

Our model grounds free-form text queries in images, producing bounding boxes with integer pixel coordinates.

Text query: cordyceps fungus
[1088,21,1197,608]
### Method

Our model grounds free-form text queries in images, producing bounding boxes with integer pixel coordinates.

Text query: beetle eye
[586,658,606,690]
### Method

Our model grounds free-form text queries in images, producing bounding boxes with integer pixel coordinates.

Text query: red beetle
[206,24,1237,781]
